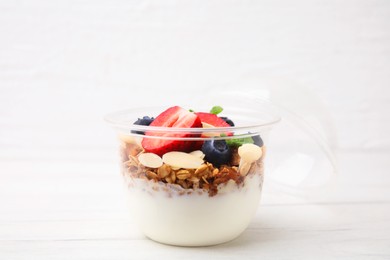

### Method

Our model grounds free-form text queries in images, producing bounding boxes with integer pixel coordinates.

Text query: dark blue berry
[252,135,264,147]
[220,116,235,126]
[201,139,231,167]
[131,116,154,135]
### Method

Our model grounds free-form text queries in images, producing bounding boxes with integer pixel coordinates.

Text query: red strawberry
[195,112,232,127]
[142,106,202,156]
[195,112,233,136]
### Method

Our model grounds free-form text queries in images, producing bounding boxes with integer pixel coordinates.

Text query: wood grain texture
[1,152,389,259]
[1,0,390,259]
[0,0,389,151]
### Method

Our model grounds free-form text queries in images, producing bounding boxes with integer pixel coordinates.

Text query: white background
[1,1,390,259]
[1,0,389,153]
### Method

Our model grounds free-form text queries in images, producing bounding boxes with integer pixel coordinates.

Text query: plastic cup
[105,103,280,246]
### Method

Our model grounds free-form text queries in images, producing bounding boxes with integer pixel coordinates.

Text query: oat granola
[121,139,264,197]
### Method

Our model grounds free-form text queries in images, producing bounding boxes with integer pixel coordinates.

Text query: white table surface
[1,149,389,259]
[1,0,390,259]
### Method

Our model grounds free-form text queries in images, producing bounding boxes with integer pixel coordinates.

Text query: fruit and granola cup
[106,105,279,246]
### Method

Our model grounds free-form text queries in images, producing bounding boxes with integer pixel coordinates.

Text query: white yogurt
[124,173,263,246]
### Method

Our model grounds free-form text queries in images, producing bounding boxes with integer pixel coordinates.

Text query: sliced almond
[238,143,263,163]
[189,150,205,159]
[201,122,220,137]
[162,151,204,169]
[138,153,163,168]
[201,122,214,128]
[239,160,252,176]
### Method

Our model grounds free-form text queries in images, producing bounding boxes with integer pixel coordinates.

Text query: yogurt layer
[124,173,263,246]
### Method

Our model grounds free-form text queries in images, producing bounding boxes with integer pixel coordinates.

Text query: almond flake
[162,152,204,169]
[238,143,263,163]
[239,160,252,176]
[201,122,220,137]
[138,153,163,168]
[189,150,205,159]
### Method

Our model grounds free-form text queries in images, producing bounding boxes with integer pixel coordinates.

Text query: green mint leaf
[210,106,223,115]
[225,136,254,147]
[189,109,195,112]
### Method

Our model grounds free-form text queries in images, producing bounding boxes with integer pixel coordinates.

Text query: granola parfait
[106,105,280,246]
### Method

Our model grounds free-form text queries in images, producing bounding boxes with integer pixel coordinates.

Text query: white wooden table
[1,0,390,258]
[1,149,389,259]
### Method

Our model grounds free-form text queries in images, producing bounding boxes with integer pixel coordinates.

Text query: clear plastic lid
[203,76,338,192]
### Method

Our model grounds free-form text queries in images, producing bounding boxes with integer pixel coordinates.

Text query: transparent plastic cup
[105,103,280,246]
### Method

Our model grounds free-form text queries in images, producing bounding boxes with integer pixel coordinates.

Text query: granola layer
[120,137,265,197]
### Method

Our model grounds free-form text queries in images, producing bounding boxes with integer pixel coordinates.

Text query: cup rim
[104,103,281,135]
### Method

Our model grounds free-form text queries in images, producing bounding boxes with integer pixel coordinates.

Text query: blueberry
[134,116,154,126]
[220,116,235,126]
[131,116,154,135]
[201,139,231,167]
[252,135,264,147]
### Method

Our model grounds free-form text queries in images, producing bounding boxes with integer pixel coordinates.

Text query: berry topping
[141,106,202,156]
[220,116,235,126]
[196,112,233,137]
[195,112,231,128]
[201,139,231,168]
[131,116,155,135]
[252,135,264,147]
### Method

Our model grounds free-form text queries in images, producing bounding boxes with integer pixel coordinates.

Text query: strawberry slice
[142,106,202,156]
[195,112,232,127]
[195,112,233,137]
